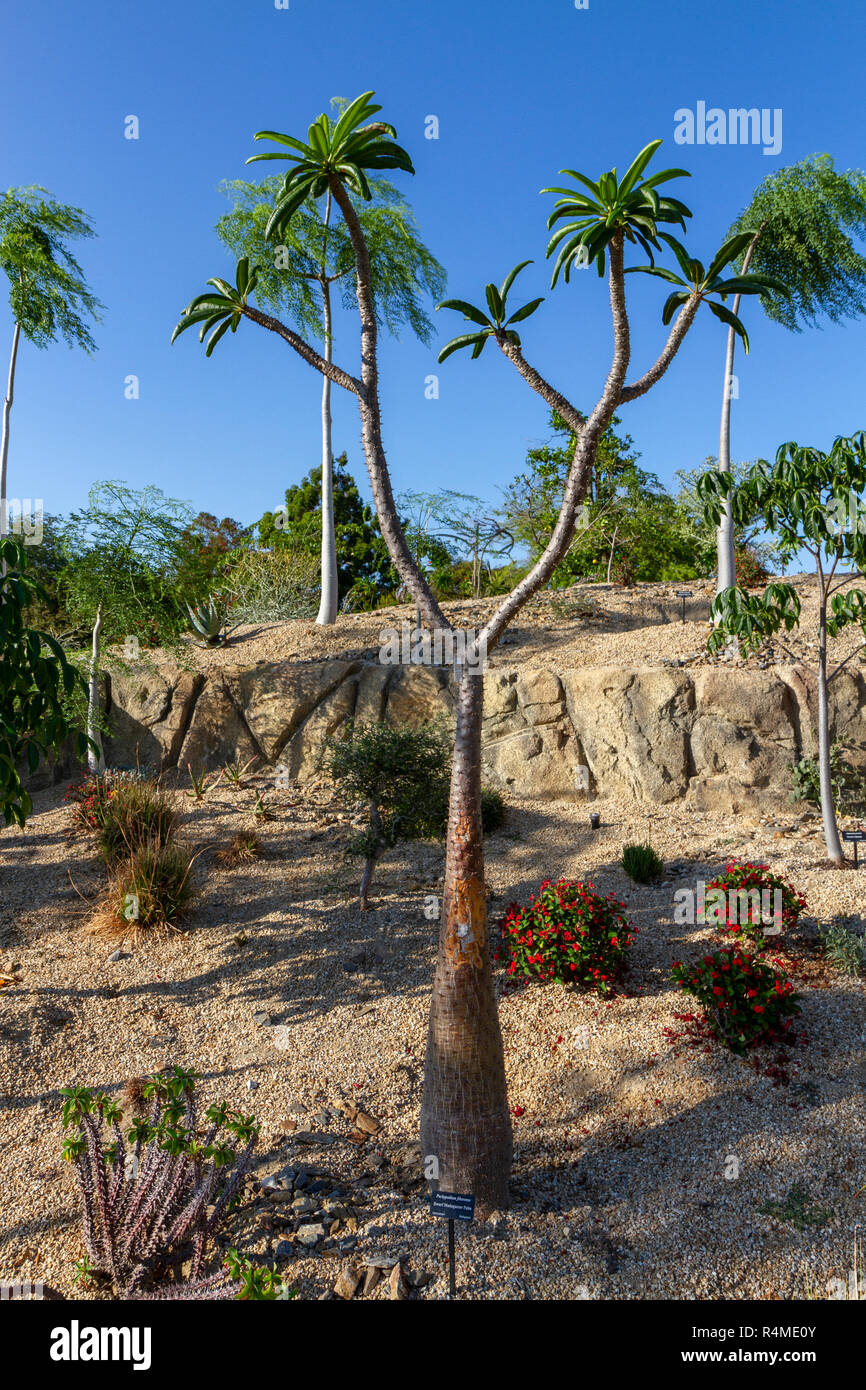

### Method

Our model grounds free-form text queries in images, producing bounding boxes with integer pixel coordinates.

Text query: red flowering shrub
[671,948,801,1053]
[703,861,808,948]
[64,774,117,831]
[495,878,635,994]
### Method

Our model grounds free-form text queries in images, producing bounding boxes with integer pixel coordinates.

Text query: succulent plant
[185,599,227,647]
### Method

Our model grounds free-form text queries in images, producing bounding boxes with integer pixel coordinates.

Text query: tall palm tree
[174,96,778,1211]
[217,117,444,625]
[714,155,866,594]
[0,188,102,549]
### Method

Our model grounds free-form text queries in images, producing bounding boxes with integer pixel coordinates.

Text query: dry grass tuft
[214,832,265,868]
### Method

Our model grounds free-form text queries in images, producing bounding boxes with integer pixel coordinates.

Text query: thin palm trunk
[316,280,338,625]
[87,604,105,775]
[715,225,766,598]
[0,321,21,570]
[816,574,845,864]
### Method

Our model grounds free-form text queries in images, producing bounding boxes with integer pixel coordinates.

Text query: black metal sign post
[675,590,693,624]
[842,829,866,867]
[430,1190,475,1298]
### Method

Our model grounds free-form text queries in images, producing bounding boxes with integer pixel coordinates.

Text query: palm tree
[216,118,444,625]
[174,96,777,1211]
[714,155,866,594]
[0,189,102,550]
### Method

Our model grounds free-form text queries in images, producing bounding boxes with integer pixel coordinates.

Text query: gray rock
[297,1223,326,1247]
[107,949,124,963]
[274,1240,293,1259]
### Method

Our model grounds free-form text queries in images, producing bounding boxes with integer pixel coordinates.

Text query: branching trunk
[87,604,105,775]
[420,671,511,1213]
[316,278,338,626]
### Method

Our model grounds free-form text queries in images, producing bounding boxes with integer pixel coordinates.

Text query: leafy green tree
[0,188,103,548]
[0,537,91,826]
[174,512,250,604]
[217,128,445,625]
[714,156,866,593]
[698,432,866,865]
[257,455,393,605]
[175,96,752,1212]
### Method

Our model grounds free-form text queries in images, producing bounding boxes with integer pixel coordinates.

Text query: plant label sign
[430,1190,475,1222]
[842,829,866,866]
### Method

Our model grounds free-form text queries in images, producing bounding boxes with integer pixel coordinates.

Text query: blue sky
[3,0,865,534]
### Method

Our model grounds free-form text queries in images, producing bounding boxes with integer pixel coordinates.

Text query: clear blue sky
[3,0,865,532]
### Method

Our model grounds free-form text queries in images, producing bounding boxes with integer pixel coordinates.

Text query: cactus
[185,599,227,647]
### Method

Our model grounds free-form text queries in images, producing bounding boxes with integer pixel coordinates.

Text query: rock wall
[97,657,866,813]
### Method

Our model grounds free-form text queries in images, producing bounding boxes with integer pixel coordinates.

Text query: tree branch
[618,292,701,404]
[242,305,363,396]
[494,340,586,438]
[828,642,866,682]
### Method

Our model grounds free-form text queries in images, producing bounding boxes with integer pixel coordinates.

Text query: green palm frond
[436,261,543,363]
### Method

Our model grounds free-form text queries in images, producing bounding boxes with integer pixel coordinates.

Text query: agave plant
[185,598,228,647]
[60,1067,260,1299]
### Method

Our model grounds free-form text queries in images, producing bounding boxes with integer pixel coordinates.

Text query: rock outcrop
[90,656,866,813]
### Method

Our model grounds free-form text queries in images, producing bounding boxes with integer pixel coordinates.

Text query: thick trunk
[0,321,21,576]
[87,605,105,775]
[715,227,764,601]
[316,281,338,626]
[817,600,845,864]
[420,671,512,1215]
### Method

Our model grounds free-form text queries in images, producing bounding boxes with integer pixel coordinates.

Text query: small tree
[714,156,866,593]
[0,188,102,553]
[698,432,866,865]
[326,721,449,909]
[0,537,91,827]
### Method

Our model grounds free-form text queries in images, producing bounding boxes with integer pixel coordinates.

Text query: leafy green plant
[480,787,507,834]
[219,756,258,788]
[759,1182,833,1232]
[671,947,801,1053]
[819,916,866,976]
[326,720,451,908]
[0,537,92,826]
[225,545,320,623]
[622,842,664,883]
[96,780,178,867]
[64,771,119,831]
[185,763,216,802]
[496,879,635,994]
[790,741,866,817]
[60,1068,261,1299]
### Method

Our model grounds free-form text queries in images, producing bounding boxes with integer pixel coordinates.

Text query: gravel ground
[96,572,865,678]
[1,767,864,1302]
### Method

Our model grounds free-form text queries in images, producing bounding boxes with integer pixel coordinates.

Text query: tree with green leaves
[0,188,103,548]
[0,537,91,827]
[713,156,866,594]
[174,93,780,1212]
[698,433,866,866]
[216,131,445,626]
[257,454,393,606]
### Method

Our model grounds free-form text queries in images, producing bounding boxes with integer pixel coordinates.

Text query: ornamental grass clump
[671,948,801,1054]
[90,839,199,938]
[704,860,807,947]
[60,1067,262,1299]
[96,779,179,868]
[622,842,664,883]
[496,878,635,994]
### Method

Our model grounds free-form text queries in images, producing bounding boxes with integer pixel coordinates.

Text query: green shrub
[226,547,320,623]
[480,787,507,833]
[789,740,866,816]
[622,842,664,883]
[819,916,866,976]
[496,878,635,994]
[671,948,801,1053]
[96,780,178,867]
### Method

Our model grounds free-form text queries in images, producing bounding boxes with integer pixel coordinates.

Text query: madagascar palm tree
[174,100,773,1211]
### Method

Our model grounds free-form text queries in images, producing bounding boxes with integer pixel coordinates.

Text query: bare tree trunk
[816,590,845,865]
[420,670,512,1214]
[87,604,105,775]
[0,321,21,577]
[316,280,338,626]
[606,523,620,583]
[715,226,765,600]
